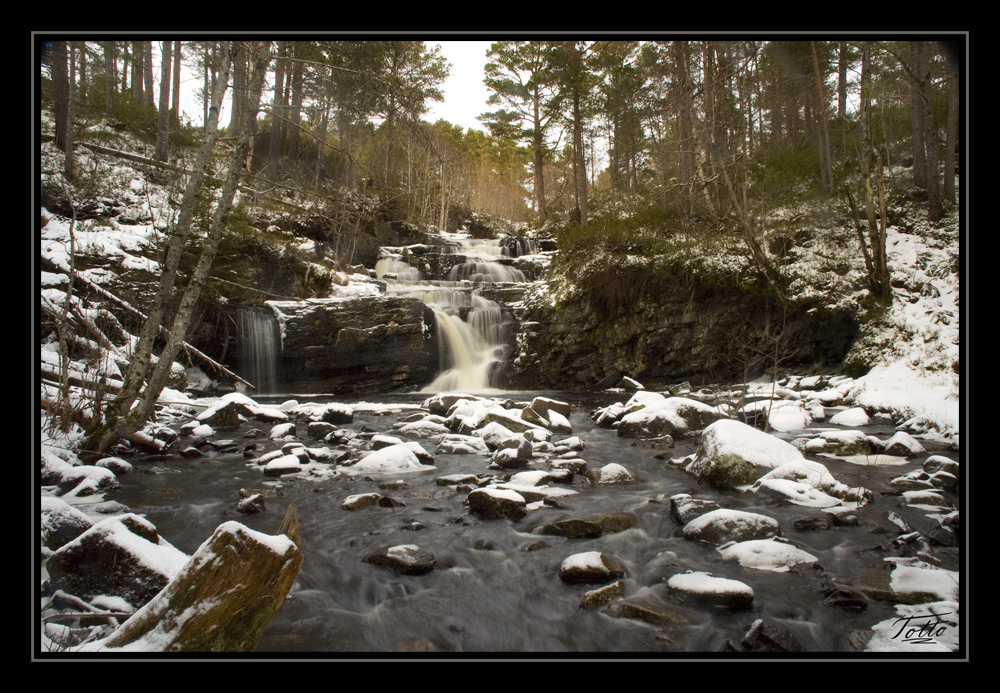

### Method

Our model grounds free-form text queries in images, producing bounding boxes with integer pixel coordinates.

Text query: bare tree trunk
[287,44,304,162]
[811,41,834,192]
[52,40,74,178]
[171,41,182,123]
[944,65,958,205]
[532,88,546,223]
[82,42,236,458]
[127,41,272,430]
[131,41,144,102]
[143,41,155,107]
[674,40,695,214]
[103,41,116,117]
[909,41,927,189]
[268,41,289,182]
[912,41,942,221]
[155,40,171,162]
[573,83,587,226]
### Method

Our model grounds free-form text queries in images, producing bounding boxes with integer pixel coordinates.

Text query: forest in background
[42,39,961,247]
[38,37,963,458]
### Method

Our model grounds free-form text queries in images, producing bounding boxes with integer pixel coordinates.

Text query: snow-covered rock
[666,571,754,610]
[349,446,428,474]
[685,419,805,488]
[559,551,626,584]
[682,508,780,546]
[718,538,819,572]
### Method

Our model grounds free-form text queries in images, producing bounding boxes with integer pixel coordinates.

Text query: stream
[112,389,959,655]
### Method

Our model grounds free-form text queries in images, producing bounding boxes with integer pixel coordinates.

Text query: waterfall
[237,306,281,395]
[377,237,520,393]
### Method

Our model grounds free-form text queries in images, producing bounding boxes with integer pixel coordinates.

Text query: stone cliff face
[267,296,439,394]
[508,267,859,390]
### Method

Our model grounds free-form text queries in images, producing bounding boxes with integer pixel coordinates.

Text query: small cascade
[237,306,281,395]
[375,235,523,393]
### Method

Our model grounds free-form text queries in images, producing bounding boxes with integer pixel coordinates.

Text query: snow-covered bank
[849,363,960,445]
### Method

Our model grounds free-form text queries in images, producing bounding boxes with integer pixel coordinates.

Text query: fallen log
[99,504,303,652]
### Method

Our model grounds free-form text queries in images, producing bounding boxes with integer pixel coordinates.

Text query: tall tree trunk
[811,41,833,192]
[52,40,74,178]
[229,43,247,134]
[155,41,171,162]
[910,42,927,188]
[567,41,587,224]
[131,41,144,102]
[912,41,942,221]
[532,87,546,223]
[76,41,88,100]
[171,41,182,123]
[287,45,304,162]
[674,40,695,214]
[127,41,272,430]
[103,41,116,117]
[944,62,958,205]
[268,41,289,182]
[838,41,848,152]
[143,41,155,107]
[82,42,236,459]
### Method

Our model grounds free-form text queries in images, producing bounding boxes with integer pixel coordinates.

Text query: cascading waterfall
[375,240,518,393]
[237,306,281,395]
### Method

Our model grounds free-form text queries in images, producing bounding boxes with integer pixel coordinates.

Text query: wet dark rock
[822,584,869,612]
[923,455,959,476]
[308,421,338,439]
[738,618,804,652]
[94,456,133,475]
[365,544,436,575]
[237,493,266,515]
[198,401,253,429]
[321,406,355,425]
[55,465,120,497]
[794,516,832,532]
[44,513,187,607]
[580,580,626,609]
[467,488,528,520]
[270,297,438,394]
[342,493,381,510]
[536,512,637,538]
[669,494,721,525]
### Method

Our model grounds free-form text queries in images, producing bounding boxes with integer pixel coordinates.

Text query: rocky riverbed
[39,375,961,656]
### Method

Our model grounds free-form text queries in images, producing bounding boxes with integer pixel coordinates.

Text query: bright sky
[425,41,493,133]
[173,41,494,133]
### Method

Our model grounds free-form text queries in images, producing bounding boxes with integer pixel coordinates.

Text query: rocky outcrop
[510,259,859,390]
[269,296,438,393]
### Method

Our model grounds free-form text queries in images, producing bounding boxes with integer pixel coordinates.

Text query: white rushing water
[237,306,280,394]
[375,240,519,393]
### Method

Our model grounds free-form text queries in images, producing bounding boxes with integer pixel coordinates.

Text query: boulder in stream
[559,551,626,584]
[99,506,304,652]
[44,513,189,608]
[685,419,805,488]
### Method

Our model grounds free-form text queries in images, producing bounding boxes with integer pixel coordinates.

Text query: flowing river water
[143,233,959,655]
[112,390,958,655]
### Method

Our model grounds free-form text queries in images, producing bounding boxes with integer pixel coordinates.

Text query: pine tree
[483,41,561,223]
